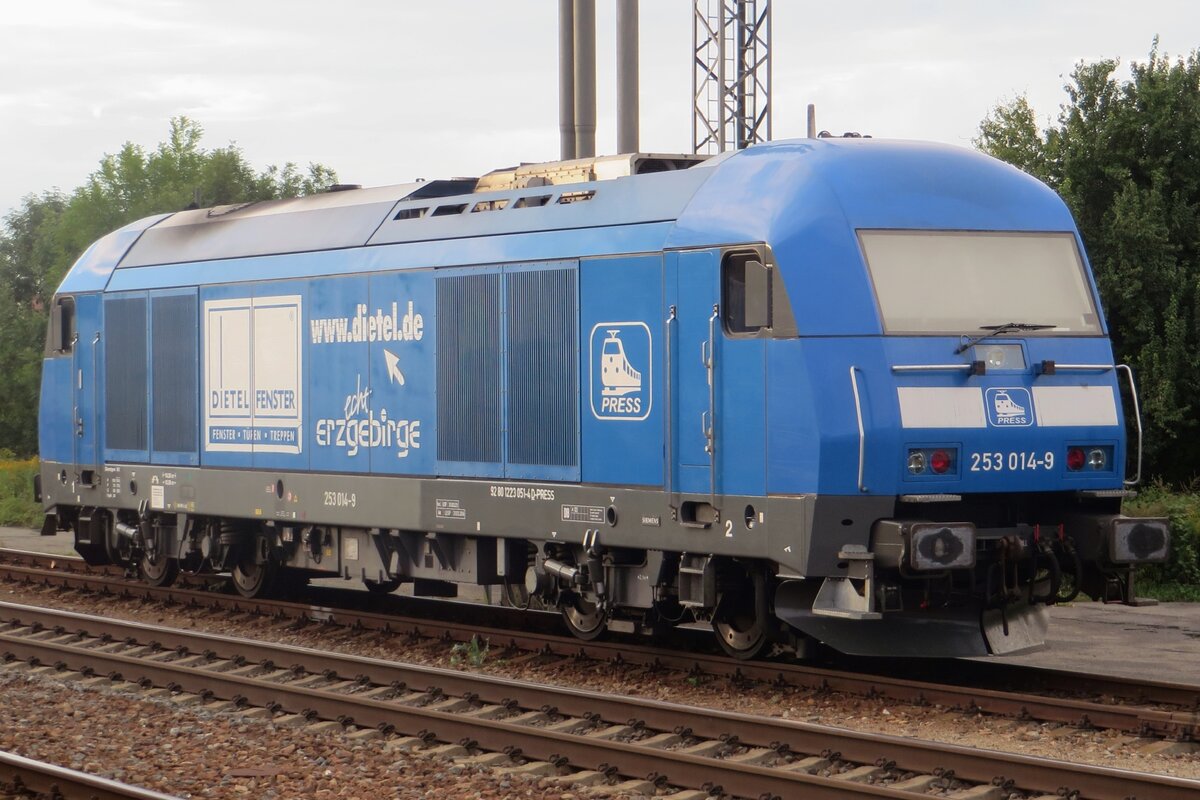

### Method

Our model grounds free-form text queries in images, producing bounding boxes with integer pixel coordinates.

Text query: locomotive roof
[60,138,1074,296]
[115,157,722,270]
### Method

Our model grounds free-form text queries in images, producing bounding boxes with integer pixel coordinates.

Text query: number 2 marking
[724,519,733,538]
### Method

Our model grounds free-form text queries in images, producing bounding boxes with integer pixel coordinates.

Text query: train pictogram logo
[590,322,651,421]
[985,387,1033,427]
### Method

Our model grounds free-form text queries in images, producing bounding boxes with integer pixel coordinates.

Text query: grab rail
[849,366,867,493]
[704,304,719,507]
[1116,364,1142,486]
[891,364,974,373]
[70,332,79,477]
[664,305,676,508]
[1049,363,1114,372]
[91,331,100,471]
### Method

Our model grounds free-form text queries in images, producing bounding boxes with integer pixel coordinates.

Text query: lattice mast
[692,0,772,154]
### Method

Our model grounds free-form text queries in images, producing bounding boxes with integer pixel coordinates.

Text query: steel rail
[0,602,1197,800]
[1,550,1197,739]
[0,748,182,800]
[0,628,940,799]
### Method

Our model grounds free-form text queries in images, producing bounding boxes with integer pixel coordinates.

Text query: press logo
[985,387,1033,427]
[590,322,651,421]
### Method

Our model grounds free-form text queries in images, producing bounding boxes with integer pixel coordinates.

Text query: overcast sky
[2,1,1197,222]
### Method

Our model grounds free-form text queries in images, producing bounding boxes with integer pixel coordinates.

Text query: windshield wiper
[954,322,1056,354]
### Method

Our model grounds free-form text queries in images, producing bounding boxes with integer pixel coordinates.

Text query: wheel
[711,573,769,660]
[713,608,768,660]
[560,591,606,640]
[231,553,278,598]
[140,552,178,588]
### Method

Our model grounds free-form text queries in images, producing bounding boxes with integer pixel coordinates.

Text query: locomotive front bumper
[1109,517,1171,563]
[1055,512,1170,567]
[775,579,1048,658]
[776,510,1170,657]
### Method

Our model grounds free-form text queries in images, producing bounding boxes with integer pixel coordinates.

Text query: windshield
[859,230,1101,334]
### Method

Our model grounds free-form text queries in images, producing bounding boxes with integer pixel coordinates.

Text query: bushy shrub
[0,458,41,528]
[1126,485,1200,600]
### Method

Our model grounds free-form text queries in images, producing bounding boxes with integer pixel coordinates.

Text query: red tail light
[931,449,951,474]
[1066,447,1086,471]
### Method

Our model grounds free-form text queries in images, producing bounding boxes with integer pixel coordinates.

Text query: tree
[0,284,47,456]
[976,44,1200,482]
[0,118,338,457]
[975,95,1055,184]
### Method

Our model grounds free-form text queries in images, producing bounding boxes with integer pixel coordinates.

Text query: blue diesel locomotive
[36,139,1170,658]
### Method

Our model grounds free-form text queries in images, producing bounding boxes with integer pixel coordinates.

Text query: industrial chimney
[616,0,639,153]
[559,0,638,160]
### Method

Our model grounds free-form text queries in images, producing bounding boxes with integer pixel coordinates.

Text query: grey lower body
[36,461,1164,658]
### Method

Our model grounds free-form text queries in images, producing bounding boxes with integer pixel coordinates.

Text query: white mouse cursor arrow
[384,349,405,385]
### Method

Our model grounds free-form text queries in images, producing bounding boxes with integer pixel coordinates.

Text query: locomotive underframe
[38,459,1161,658]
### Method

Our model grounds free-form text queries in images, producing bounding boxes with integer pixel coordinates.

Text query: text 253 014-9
[969,451,1055,472]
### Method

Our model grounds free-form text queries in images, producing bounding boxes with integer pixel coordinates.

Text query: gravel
[1,579,1197,786]
[0,668,607,799]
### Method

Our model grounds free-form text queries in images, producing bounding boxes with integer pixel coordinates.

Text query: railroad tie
[831,764,888,782]
[890,774,939,792]
[946,785,1007,800]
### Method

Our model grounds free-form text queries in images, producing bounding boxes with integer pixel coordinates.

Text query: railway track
[1,600,1197,800]
[0,748,181,800]
[1,548,1196,743]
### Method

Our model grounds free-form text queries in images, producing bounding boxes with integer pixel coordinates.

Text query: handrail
[70,332,80,479]
[705,304,719,508]
[1050,363,1114,372]
[891,364,974,373]
[91,331,101,474]
[1116,364,1142,486]
[664,305,676,508]
[849,366,867,493]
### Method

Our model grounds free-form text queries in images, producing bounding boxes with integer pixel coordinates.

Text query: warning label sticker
[561,504,605,524]
[435,498,466,520]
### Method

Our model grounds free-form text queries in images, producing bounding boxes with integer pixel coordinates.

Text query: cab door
[666,249,769,512]
[73,294,102,469]
[669,249,719,498]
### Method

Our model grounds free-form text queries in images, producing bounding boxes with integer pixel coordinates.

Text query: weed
[0,459,41,528]
[1127,485,1200,600]
[449,635,489,668]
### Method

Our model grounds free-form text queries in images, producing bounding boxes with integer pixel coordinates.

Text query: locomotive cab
[737,157,1171,657]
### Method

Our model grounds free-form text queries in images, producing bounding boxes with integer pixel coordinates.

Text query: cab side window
[722,252,772,334]
[48,296,76,354]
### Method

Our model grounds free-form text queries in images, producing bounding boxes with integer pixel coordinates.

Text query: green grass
[0,458,42,528]
[1134,581,1200,602]
[1126,485,1200,602]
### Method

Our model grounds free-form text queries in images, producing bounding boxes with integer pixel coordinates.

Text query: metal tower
[692,0,772,154]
